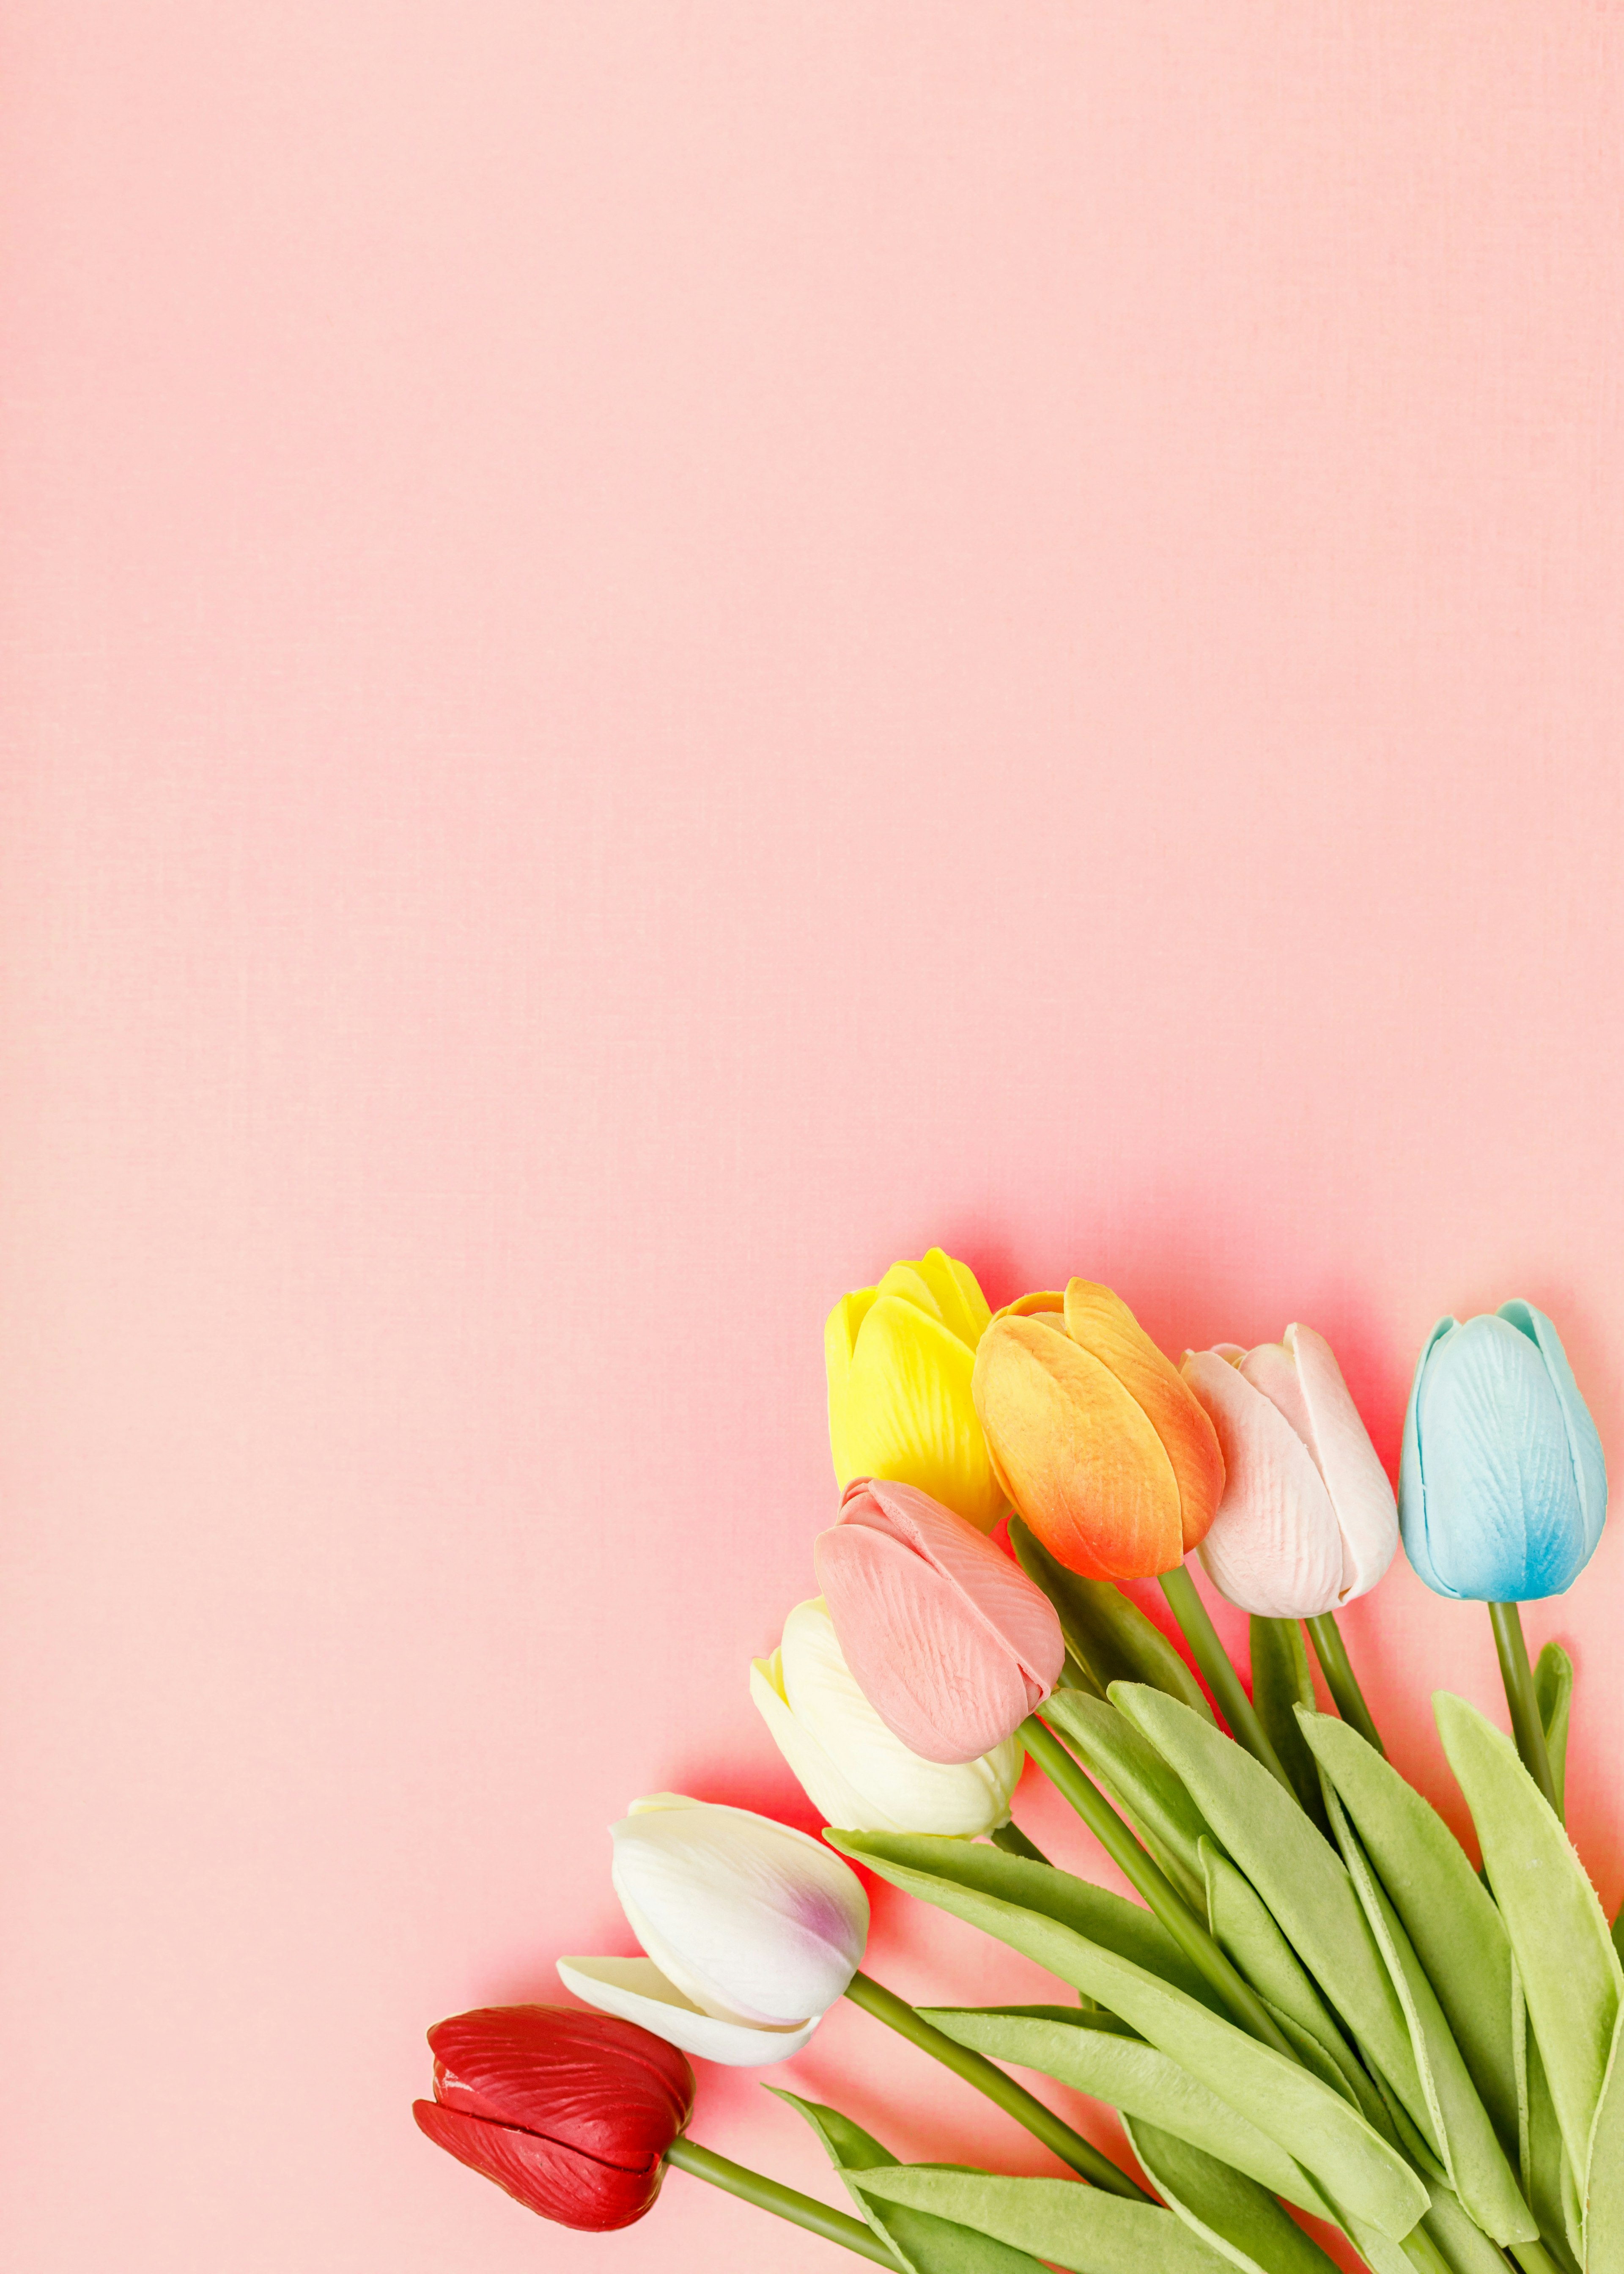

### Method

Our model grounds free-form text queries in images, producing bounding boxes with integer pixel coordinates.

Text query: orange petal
[971,1315,1185,1579]
[1062,1280,1224,1550]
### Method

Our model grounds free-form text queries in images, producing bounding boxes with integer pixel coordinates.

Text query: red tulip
[412,2004,695,2230]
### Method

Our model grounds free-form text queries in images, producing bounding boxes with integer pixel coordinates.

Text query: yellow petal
[908,1248,992,1350]
[826,1289,880,1485]
[1062,1280,1224,1549]
[972,1314,1185,1577]
[839,1294,1002,1528]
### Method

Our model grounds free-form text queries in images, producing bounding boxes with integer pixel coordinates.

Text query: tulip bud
[413,2004,694,2229]
[558,1794,869,2068]
[1181,1325,1399,1618]
[750,1596,1023,1836]
[815,1478,1064,1762]
[1400,1300,1608,1601]
[826,1247,1003,1530]
[971,1281,1224,1579]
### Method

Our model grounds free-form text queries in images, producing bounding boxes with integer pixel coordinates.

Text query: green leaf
[1297,1708,1522,2164]
[828,1830,1229,2014]
[1521,2032,1582,2273]
[1419,2182,1532,2274]
[1111,1683,1434,2150]
[1122,2117,1344,2274]
[1316,1777,1536,2245]
[935,2000,1140,2035]
[852,2168,1236,2274]
[919,2005,1335,2221]
[1200,1839,1371,2105]
[1043,1689,1212,1910]
[1583,2013,1624,2274]
[768,2090,1048,2274]
[1248,1621,1330,1832]
[828,1829,1428,2242]
[1533,1644,1573,1822]
[1434,1693,1623,2190]
[1009,1517,1215,1722]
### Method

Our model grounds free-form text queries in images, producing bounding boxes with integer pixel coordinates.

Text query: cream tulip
[751,1598,1022,1836]
[1182,1325,1398,1618]
[559,1794,868,2068]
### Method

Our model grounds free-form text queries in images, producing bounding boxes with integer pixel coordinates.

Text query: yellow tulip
[971,1280,1224,1579]
[824,1248,1003,1531]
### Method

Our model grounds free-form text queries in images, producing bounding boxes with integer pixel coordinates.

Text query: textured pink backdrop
[4,5,1624,2268]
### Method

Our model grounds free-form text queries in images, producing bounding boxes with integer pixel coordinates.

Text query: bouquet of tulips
[414,1253,1623,2274]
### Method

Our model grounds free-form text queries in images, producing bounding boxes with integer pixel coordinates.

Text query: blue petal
[1417,1315,1588,1599]
[1497,1300,1608,1596]
[1400,1316,1463,1597]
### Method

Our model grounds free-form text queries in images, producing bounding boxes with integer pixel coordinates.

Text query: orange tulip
[970,1280,1223,1580]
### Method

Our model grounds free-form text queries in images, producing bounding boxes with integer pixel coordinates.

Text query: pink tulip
[814,1478,1065,1764]
[1181,1326,1398,1619]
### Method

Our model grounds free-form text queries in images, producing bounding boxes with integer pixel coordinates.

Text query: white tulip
[558,1793,868,2068]
[750,1597,1023,1837]
[1182,1324,1399,1619]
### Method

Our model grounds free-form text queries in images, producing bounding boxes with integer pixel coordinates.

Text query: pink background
[4,5,1623,2267]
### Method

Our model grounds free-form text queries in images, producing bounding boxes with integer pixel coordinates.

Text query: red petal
[426,2005,694,2169]
[413,2101,664,2230]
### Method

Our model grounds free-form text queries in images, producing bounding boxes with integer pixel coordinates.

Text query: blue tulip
[1399,1300,1607,1601]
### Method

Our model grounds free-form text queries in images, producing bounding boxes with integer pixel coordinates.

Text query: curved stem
[992,1819,1052,1865]
[1159,1564,1295,1793]
[1303,1612,1385,1756]
[843,1969,1149,2200]
[1021,1716,1297,2061]
[665,2135,904,2266]
[1489,1602,1560,1816]
[1509,2243,1567,2274]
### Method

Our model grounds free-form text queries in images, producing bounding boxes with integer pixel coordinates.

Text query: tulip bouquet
[415,1252,1624,2274]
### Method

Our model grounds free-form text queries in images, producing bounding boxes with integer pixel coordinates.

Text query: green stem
[1159,1564,1295,1793]
[664,2135,904,2266]
[992,1820,1052,1865]
[843,1969,1149,2200]
[1400,2225,1459,2274]
[1021,1716,1297,2061]
[1303,1612,1385,1756]
[1488,1603,1560,1816]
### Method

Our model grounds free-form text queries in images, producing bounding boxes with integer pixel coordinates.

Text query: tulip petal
[1399,1317,1459,1596]
[1414,1316,1589,1600]
[557,1956,822,2068]
[1278,1325,1399,1602]
[839,1295,1002,1527]
[1063,1282,1224,1550]
[889,1247,992,1351]
[817,1519,1039,1761]
[609,1793,868,2028]
[426,2004,694,2165]
[973,1313,1186,1578]
[755,1600,1021,1835]
[1184,1351,1344,1618]
[413,2098,664,2230]
[1498,1301,1608,1581]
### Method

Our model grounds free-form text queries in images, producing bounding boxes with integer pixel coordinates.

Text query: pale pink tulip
[1181,1325,1398,1618]
[814,1478,1064,1764]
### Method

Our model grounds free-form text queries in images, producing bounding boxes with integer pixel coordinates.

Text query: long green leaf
[1249,1620,1330,1830]
[1112,1683,1434,2147]
[1008,1518,1215,1721]
[1317,1777,1535,2245]
[1200,1840,1369,2093]
[769,2090,1048,2274]
[1584,2012,1624,2273]
[1522,2026,1582,2271]
[1298,1708,1521,2162]
[1434,1693,1622,2189]
[919,2007,1334,2220]
[1533,1644,1573,1822]
[1043,1688,1211,1909]
[1122,2117,1343,2274]
[829,1831,1428,2241]
[852,2168,1236,2274]
[828,1830,1228,2013]
[1420,2182,1531,2274]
